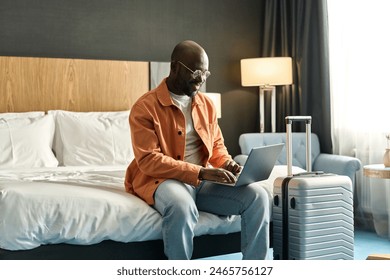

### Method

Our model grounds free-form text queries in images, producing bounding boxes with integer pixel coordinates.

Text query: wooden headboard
[0,56,149,113]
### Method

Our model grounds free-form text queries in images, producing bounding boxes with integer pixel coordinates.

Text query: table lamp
[240,57,293,132]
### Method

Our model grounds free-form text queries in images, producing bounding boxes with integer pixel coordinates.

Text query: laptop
[207,143,284,187]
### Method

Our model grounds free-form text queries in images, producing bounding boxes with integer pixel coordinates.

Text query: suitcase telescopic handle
[285,116,312,176]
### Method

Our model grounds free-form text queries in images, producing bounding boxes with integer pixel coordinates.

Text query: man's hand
[222,160,242,176]
[198,167,237,184]
[198,160,242,185]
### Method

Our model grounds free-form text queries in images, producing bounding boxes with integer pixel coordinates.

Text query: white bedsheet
[0,165,304,251]
[0,166,241,251]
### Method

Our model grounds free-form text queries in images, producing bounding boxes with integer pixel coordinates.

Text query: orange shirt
[124,79,232,205]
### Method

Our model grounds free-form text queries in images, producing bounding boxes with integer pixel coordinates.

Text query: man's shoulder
[133,79,171,109]
[132,87,170,114]
[133,89,158,106]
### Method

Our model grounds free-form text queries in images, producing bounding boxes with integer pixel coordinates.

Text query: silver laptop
[208,143,284,187]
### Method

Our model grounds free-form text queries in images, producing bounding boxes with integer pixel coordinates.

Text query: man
[125,40,269,260]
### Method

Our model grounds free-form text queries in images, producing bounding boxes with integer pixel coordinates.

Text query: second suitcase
[272,116,354,260]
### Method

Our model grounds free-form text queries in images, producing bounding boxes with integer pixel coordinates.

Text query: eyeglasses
[177,61,211,80]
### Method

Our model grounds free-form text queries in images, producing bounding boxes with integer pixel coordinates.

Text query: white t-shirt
[170,92,203,165]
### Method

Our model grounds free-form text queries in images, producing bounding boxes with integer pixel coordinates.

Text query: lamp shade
[240,57,293,87]
[204,92,222,118]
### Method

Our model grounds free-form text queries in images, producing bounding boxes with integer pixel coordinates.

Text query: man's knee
[245,184,270,208]
[156,180,199,220]
[172,196,199,217]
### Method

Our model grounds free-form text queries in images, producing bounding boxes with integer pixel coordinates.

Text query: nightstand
[364,164,390,179]
[363,164,390,260]
[362,164,390,245]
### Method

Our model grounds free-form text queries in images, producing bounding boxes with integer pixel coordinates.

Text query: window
[328,0,390,159]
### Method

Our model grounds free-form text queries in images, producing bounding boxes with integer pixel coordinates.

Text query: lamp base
[259,86,276,133]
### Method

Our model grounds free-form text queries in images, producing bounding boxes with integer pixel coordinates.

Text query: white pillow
[0,111,45,119]
[48,110,133,166]
[0,114,58,168]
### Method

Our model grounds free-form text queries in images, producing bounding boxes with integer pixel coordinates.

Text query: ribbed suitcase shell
[272,116,354,260]
[273,174,354,259]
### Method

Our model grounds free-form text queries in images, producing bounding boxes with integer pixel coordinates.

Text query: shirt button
[154,180,159,184]
[178,131,182,135]
[177,155,181,160]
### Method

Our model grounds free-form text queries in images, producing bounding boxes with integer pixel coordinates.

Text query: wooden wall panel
[0,56,149,112]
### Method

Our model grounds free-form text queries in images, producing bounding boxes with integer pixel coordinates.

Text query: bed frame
[0,55,242,260]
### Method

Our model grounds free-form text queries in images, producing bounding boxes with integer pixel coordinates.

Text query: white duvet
[0,165,303,251]
[0,166,240,251]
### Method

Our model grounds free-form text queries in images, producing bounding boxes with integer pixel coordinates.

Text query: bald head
[171,40,207,63]
[166,40,209,97]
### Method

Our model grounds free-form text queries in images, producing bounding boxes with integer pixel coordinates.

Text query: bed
[0,56,294,260]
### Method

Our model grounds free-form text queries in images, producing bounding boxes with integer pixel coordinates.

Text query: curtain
[327,0,390,238]
[259,0,332,154]
[328,0,390,158]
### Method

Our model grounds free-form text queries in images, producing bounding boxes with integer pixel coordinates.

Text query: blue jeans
[154,179,270,260]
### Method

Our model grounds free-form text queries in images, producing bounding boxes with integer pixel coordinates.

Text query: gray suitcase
[272,116,354,260]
